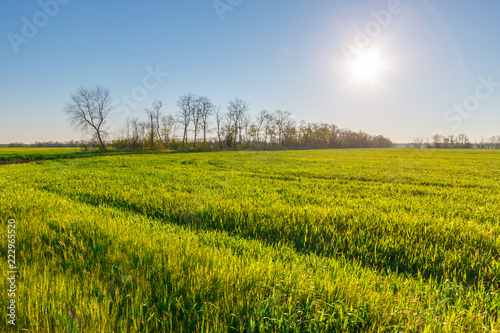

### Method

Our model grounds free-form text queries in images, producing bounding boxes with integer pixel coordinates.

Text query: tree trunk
[96,131,106,152]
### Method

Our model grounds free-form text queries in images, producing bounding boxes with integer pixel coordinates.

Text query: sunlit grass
[1,149,499,331]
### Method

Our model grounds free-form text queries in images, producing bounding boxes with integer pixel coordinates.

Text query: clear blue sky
[1,0,500,143]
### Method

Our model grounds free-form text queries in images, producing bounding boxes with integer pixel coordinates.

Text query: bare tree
[197,96,214,144]
[433,134,443,149]
[124,117,132,142]
[443,136,451,148]
[153,100,164,143]
[191,97,208,148]
[215,106,224,149]
[177,94,196,144]
[413,138,424,148]
[144,100,163,150]
[227,98,249,147]
[262,111,275,145]
[160,114,175,147]
[274,110,292,146]
[489,136,500,149]
[329,124,339,148]
[64,86,113,152]
[129,117,145,150]
[222,113,235,148]
[255,110,268,144]
[241,114,251,143]
[457,134,470,148]
[248,123,259,143]
[283,118,297,147]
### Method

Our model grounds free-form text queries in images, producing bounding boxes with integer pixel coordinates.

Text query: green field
[1,149,499,332]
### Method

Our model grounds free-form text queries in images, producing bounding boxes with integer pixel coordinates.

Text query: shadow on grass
[0,149,180,165]
[38,185,500,288]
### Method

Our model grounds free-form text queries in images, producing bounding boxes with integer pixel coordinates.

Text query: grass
[0,149,499,332]
[0,148,87,163]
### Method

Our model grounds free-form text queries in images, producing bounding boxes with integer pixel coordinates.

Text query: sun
[350,51,382,80]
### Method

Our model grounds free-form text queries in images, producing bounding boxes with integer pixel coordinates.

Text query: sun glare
[350,51,382,80]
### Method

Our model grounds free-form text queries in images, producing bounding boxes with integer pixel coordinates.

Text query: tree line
[0,141,87,148]
[63,86,393,152]
[412,134,500,149]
